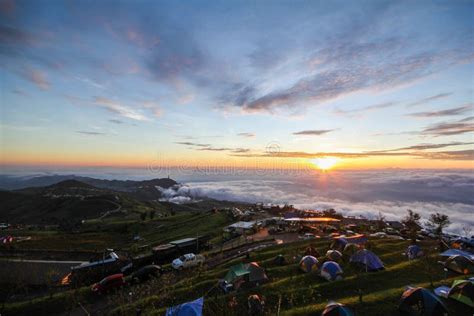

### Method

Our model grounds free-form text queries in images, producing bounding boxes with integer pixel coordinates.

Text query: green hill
[3,238,472,315]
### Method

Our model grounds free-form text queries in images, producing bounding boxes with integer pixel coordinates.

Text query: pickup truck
[172,253,205,270]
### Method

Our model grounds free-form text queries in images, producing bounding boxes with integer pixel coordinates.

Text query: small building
[224,221,259,234]
[386,221,404,230]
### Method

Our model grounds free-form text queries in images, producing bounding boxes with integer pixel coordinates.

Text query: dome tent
[320,261,343,281]
[322,302,354,316]
[326,250,343,261]
[407,244,423,260]
[350,249,384,272]
[399,287,448,316]
[299,255,319,273]
[444,255,474,275]
[273,254,286,266]
[448,279,474,308]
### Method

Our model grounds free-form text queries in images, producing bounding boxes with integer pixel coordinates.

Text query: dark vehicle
[130,265,162,283]
[91,273,126,294]
[68,251,130,286]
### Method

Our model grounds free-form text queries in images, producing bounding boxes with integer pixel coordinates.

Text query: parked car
[130,265,162,282]
[299,233,316,240]
[172,253,205,270]
[91,273,126,294]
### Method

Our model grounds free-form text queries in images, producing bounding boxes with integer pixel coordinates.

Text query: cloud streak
[421,116,474,136]
[93,97,148,121]
[293,129,336,136]
[407,103,473,118]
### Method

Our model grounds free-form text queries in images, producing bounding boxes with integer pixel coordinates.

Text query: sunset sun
[310,157,339,171]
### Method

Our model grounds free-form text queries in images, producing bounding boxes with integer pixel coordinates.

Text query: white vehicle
[370,232,387,238]
[172,253,205,270]
[299,233,316,240]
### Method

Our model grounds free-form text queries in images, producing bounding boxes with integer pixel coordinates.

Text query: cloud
[407,92,453,107]
[231,144,474,161]
[421,116,474,136]
[93,96,148,121]
[375,142,474,152]
[175,141,211,147]
[175,141,250,154]
[334,102,397,116]
[407,103,473,118]
[420,150,473,161]
[20,68,50,90]
[76,130,106,136]
[177,170,474,233]
[109,119,123,124]
[237,132,255,138]
[293,129,336,136]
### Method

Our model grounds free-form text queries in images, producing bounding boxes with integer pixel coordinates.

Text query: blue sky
[1,0,473,169]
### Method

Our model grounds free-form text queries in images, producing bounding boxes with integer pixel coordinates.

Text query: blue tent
[440,249,474,261]
[299,255,319,273]
[407,245,423,260]
[321,261,343,281]
[399,287,448,316]
[166,297,204,316]
[322,302,354,316]
[350,249,384,272]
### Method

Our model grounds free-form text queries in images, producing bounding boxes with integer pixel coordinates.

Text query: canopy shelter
[224,262,268,289]
[407,245,424,260]
[299,255,319,273]
[399,287,448,316]
[440,249,474,261]
[320,261,343,281]
[166,297,204,316]
[443,255,474,275]
[350,249,384,272]
[322,302,354,316]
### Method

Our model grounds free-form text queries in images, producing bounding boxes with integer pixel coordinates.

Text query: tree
[376,212,386,230]
[140,212,147,221]
[402,210,421,243]
[462,225,472,238]
[427,213,450,240]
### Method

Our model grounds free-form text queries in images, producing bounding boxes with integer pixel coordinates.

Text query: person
[248,294,264,315]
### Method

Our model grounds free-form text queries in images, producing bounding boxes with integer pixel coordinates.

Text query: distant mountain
[0,175,177,200]
[0,176,178,224]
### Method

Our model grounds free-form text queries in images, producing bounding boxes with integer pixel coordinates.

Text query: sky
[1,0,473,171]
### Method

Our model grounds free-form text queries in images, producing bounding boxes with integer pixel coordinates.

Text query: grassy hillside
[111,238,472,316]
[3,238,472,315]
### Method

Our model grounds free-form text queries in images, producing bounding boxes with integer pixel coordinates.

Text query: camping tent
[440,249,474,261]
[320,261,343,281]
[350,249,384,272]
[331,238,348,251]
[326,250,343,261]
[399,287,448,316]
[448,279,474,308]
[343,243,359,257]
[166,297,204,316]
[273,254,286,266]
[299,255,319,273]
[407,245,423,260]
[224,262,268,288]
[322,302,354,316]
[444,255,474,275]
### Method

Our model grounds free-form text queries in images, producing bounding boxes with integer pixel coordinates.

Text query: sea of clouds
[159,169,474,234]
